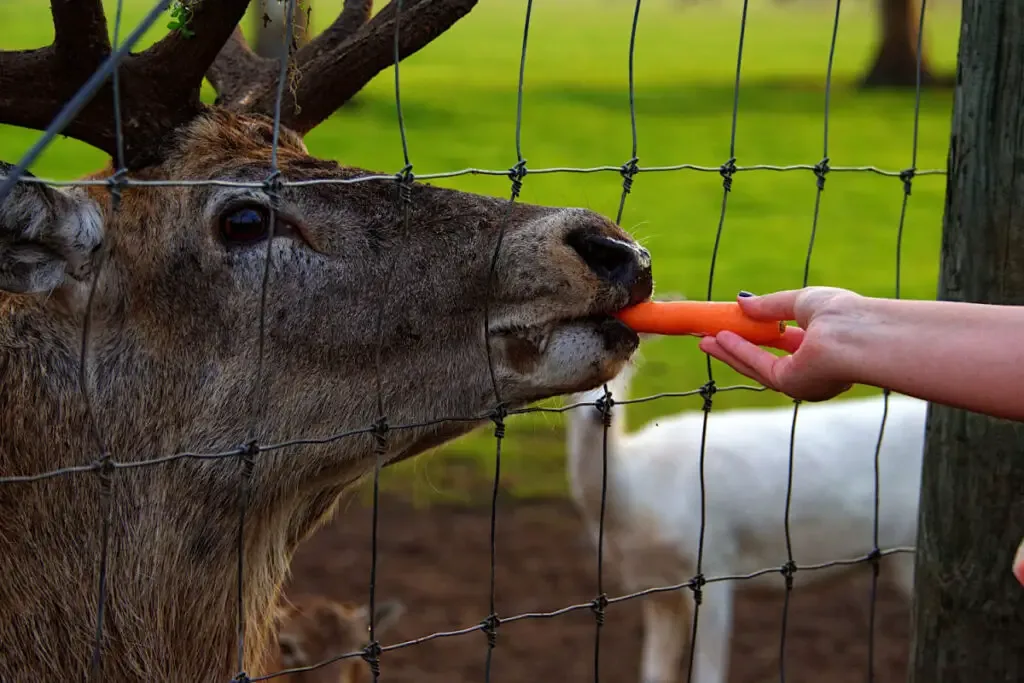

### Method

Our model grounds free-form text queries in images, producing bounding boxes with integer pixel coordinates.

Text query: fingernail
[738,290,755,298]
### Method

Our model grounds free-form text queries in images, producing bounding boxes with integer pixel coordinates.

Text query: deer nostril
[569,229,638,282]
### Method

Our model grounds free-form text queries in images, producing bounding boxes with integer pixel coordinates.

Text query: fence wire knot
[230,672,251,683]
[481,613,501,648]
[719,158,737,192]
[590,593,609,626]
[371,417,390,454]
[105,169,128,211]
[490,405,508,439]
[780,560,797,589]
[899,167,915,196]
[596,391,615,428]
[395,164,414,206]
[813,157,830,191]
[233,441,258,484]
[619,157,639,195]
[262,170,284,207]
[239,436,258,460]
[94,452,114,493]
[361,640,382,677]
[699,380,717,413]
[688,573,707,605]
[507,160,527,200]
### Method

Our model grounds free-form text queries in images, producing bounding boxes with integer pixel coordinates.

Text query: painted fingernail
[738,290,755,298]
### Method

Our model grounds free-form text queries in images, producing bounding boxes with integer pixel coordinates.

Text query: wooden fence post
[911,2,1024,682]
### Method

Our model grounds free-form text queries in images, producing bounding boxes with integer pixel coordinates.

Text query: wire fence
[0,0,941,680]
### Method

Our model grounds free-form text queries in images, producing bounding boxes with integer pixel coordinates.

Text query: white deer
[566,360,923,683]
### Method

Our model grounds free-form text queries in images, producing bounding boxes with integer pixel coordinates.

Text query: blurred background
[0,2,961,681]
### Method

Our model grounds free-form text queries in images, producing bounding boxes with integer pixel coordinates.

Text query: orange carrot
[615,300,788,346]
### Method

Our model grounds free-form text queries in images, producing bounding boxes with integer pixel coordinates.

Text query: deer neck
[0,306,371,680]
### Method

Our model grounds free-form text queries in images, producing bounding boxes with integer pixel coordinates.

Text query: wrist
[813,293,884,389]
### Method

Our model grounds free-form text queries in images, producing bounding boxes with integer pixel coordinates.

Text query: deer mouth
[566,313,640,352]
[492,310,640,365]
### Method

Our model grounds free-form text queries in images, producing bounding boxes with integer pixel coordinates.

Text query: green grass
[0,0,963,505]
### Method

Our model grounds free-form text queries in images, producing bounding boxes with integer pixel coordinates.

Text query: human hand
[698,286,864,402]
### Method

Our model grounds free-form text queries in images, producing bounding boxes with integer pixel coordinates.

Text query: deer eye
[220,206,271,244]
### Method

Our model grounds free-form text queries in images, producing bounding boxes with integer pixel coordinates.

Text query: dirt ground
[285,493,911,683]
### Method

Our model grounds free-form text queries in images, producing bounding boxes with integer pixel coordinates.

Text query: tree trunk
[251,0,311,61]
[910,2,1024,682]
[861,0,938,88]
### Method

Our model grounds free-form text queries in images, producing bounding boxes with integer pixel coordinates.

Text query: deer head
[0,1,652,680]
[271,596,405,683]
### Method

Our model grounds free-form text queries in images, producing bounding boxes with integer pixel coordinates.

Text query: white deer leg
[683,580,733,683]
[640,589,690,683]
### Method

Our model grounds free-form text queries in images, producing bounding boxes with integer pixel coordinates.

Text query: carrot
[615,300,789,346]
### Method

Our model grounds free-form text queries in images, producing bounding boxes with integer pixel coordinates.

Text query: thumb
[736,289,800,322]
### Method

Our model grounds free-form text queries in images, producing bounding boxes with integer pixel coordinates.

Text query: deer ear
[371,599,404,635]
[0,162,104,295]
[352,599,404,638]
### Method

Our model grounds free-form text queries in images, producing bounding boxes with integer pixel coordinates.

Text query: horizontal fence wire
[0,0,933,680]
[11,164,944,190]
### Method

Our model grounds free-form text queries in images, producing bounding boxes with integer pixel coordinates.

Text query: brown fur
[0,108,652,681]
[268,595,404,683]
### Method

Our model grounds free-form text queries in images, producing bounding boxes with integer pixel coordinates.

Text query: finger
[699,337,768,382]
[736,289,802,322]
[771,325,805,354]
[699,336,775,388]
[714,330,787,383]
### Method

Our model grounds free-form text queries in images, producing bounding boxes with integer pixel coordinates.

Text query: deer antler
[0,0,251,169]
[210,0,478,134]
[0,0,477,170]
[50,0,112,72]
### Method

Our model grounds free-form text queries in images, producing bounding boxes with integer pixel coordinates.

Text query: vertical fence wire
[479,1,535,679]
[593,1,643,680]
[866,2,927,681]
[233,1,299,679]
[779,3,843,682]
[87,1,129,677]
[684,3,750,682]
[362,0,420,679]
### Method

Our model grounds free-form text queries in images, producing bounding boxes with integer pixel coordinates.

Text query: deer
[565,360,923,683]
[0,1,653,680]
[270,595,404,682]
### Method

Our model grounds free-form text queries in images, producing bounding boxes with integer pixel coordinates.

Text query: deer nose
[567,230,653,305]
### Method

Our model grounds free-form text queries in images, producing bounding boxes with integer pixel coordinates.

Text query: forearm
[831,297,1024,421]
